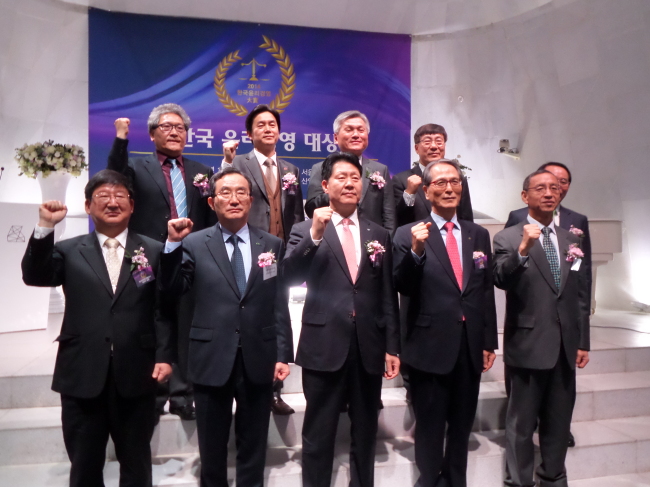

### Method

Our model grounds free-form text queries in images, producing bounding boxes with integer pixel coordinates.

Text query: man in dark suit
[221,104,305,414]
[108,103,216,421]
[282,152,400,487]
[159,167,294,487]
[504,162,591,305]
[305,110,396,233]
[392,123,473,227]
[493,169,590,487]
[21,170,174,487]
[393,158,498,487]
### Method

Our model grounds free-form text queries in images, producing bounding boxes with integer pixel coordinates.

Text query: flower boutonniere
[565,243,584,262]
[473,251,488,269]
[569,225,584,238]
[366,170,386,189]
[258,251,277,268]
[193,173,211,197]
[126,247,155,287]
[281,172,299,195]
[365,240,386,267]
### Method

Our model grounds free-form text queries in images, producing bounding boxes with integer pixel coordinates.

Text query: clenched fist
[518,224,542,256]
[114,118,130,139]
[167,218,193,242]
[223,140,240,164]
[310,206,333,241]
[38,200,68,228]
[411,221,432,256]
[405,174,422,195]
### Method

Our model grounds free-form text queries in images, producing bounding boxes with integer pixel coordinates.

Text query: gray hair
[422,158,463,186]
[333,110,370,135]
[147,103,192,133]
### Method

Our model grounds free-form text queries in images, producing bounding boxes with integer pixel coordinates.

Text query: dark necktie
[228,234,246,295]
[542,226,561,290]
[443,221,463,288]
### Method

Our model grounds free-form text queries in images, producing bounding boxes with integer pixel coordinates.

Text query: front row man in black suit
[159,167,294,487]
[22,170,174,487]
[494,169,590,487]
[283,152,400,487]
[393,158,498,487]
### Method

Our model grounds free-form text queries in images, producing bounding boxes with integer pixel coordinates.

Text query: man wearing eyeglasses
[21,170,174,487]
[160,167,293,487]
[108,103,216,422]
[493,169,590,487]
[393,158,497,487]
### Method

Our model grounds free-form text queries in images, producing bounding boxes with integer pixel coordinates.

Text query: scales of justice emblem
[214,35,296,116]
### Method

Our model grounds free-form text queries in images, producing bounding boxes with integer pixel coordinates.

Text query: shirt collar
[418,162,427,174]
[253,148,276,166]
[96,228,128,249]
[219,223,250,244]
[332,209,359,228]
[430,211,459,231]
[156,152,184,167]
[527,214,556,233]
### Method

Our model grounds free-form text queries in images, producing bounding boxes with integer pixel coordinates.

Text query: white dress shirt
[34,225,128,265]
[311,209,361,266]
[411,211,462,265]
[518,215,561,266]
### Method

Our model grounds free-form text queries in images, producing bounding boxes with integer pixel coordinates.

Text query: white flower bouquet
[15,140,87,178]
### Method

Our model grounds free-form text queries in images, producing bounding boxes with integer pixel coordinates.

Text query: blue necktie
[542,227,561,290]
[169,159,187,218]
[228,234,246,295]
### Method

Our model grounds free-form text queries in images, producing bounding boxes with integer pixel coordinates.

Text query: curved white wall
[411,0,650,309]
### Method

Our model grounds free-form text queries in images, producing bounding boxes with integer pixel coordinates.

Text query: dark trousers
[61,362,156,487]
[193,349,273,487]
[504,353,576,487]
[157,291,194,410]
[301,332,383,487]
[409,326,481,487]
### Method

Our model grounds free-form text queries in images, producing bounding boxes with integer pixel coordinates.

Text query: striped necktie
[169,159,187,218]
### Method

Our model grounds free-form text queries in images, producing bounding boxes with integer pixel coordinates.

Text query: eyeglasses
[418,137,446,147]
[525,185,560,194]
[430,178,461,189]
[93,193,130,203]
[156,123,186,133]
[556,178,570,185]
[216,190,250,200]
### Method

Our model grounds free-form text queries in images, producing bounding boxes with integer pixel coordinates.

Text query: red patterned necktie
[444,221,463,288]
[341,218,358,282]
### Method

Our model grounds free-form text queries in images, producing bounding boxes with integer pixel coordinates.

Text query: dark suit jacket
[108,137,216,242]
[505,205,592,302]
[21,231,174,399]
[392,163,473,227]
[305,157,396,232]
[493,221,590,370]
[393,217,498,375]
[159,224,294,387]
[229,151,304,242]
[282,218,400,375]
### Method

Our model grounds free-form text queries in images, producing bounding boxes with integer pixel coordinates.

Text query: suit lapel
[413,165,429,209]
[183,159,202,217]
[245,151,269,203]
[360,157,370,203]
[526,230,559,294]
[557,228,572,296]
[278,159,291,211]
[205,226,241,297]
[143,155,171,208]
[113,233,141,302]
[459,221,474,293]
[244,227,265,298]
[78,233,114,298]
[424,216,460,291]
[356,219,372,280]
[558,205,573,231]
[323,221,354,284]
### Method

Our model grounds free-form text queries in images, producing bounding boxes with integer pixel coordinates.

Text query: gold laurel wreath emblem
[213,36,296,116]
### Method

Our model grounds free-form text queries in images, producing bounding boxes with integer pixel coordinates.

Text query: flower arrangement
[366,170,386,189]
[569,226,584,237]
[365,240,386,266]
[193,173,211,197]
[565,243,584,262]
[129,247,151,272]
[14,140,86,178]
[281,173,299,194]
[258,251,277,267]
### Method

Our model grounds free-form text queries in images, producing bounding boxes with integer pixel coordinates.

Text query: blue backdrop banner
[88,9,411,193]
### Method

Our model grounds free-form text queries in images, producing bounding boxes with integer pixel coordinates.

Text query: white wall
[0,0,88,214]
[411,0,650,310]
